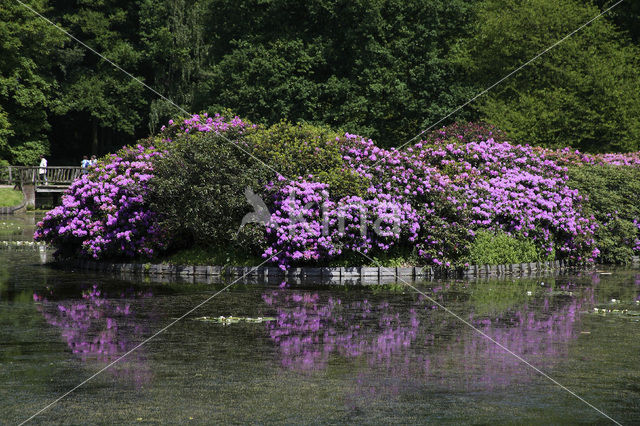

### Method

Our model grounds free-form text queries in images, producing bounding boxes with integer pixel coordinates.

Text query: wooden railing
[3,166,83,186]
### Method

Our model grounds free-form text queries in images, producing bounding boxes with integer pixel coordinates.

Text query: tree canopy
[1,0,639,165]
[0,0,64,165]
[455,0,640,152]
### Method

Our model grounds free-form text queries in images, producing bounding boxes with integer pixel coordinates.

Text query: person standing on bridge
[81,155,90,173]
[89,155,97,167]
[38,155,48,184]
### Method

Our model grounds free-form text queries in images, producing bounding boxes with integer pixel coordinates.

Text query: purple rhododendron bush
[34,113,251,260]
[35,115,640,268]
[34,145,165,259]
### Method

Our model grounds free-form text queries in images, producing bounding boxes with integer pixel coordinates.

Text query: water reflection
[34,284,154,387]
[3,215,640,423]
[262,281,607,393]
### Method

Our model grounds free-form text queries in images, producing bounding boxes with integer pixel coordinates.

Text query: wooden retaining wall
[54,258,595,286]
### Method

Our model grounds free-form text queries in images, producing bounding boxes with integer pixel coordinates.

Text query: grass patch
[160,245,263,266]
[0,188,23,207]
[160,245,420,268]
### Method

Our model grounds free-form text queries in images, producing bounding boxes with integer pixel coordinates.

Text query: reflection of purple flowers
[262,286,593,392]
[34,285,153,387]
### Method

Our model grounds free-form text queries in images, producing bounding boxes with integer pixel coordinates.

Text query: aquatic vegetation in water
[0,221,23,236]
[592,307,640,318]
[0,240,47,248]
[592,298,640,319]
[192,316,276,324]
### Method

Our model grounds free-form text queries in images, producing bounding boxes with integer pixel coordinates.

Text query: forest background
[1,0,640,167]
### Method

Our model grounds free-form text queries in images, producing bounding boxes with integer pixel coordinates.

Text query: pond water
[1,215,639,424]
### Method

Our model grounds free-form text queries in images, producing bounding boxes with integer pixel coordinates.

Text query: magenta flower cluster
[34,114,250,260]
[161,112,255,135]
[263,177,418,267]
[34,114,640,266]
[547,147,640,168]
[34,145,164,259]
[402,134,598,261]
[264,127,606,267]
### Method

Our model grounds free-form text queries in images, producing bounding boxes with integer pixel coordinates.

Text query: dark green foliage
[0,1,65,164]
[592,0,640,43]
[162,245,262,266]
[196,0,476,147]
[50,0,148,160]
[567,164,640,264]
[149,129,272,251]
[3,0,640,166]
[592,217,638,266]
[139,0,208,133]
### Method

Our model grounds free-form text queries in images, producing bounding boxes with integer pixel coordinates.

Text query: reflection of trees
[0,261,7,298]
[262,282,599,393]
[34,285,153,387]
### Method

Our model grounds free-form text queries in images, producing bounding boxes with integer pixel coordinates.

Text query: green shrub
[162,245,262,267]
[150,120,373,255]
[149,131,272,252]
[0,159,9,184]
[592,217,638,265]
[326,247,419,268]
[467,230,549,265]
[567,164,640,264]
[247,121,369,199]
[455,0,640,152]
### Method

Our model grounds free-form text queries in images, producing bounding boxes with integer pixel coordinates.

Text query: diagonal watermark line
[355,250,621,425]
[15,0,289,181]
[19,252,282,425]
[374,0,625,165]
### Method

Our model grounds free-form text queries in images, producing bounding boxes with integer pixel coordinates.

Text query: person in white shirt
[81,155,90,173]
[39,155,48,184]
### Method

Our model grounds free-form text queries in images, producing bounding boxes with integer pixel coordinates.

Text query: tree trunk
[92,119,98,155]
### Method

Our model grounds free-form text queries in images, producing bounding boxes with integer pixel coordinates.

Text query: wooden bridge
[2,165,83,209]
